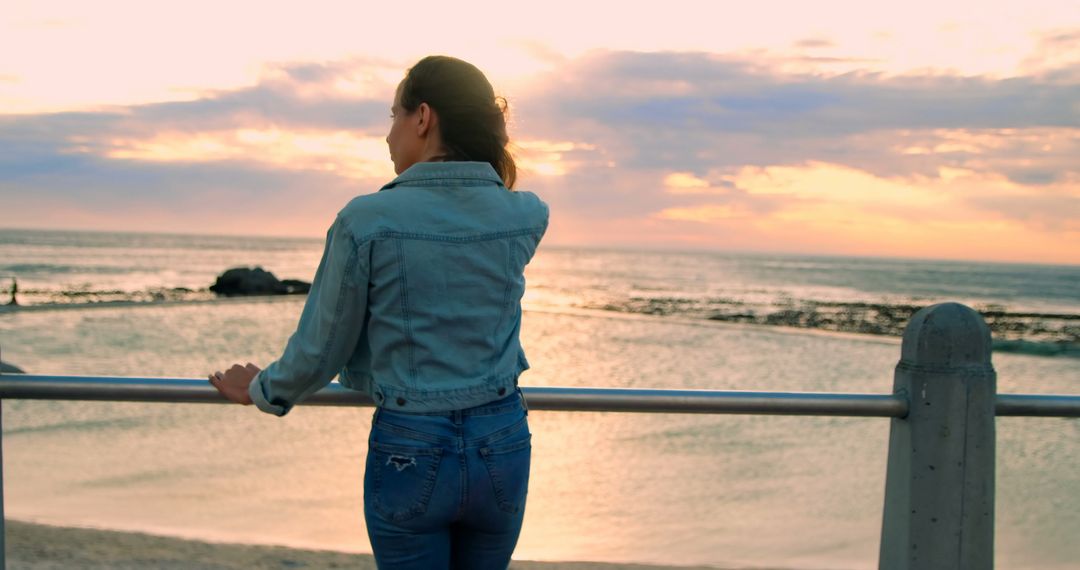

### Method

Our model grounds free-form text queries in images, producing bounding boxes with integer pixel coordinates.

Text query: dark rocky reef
[210,267,311,297]
[587,295,1078,357]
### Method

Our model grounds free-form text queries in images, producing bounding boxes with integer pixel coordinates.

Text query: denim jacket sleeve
[248,216,369,416]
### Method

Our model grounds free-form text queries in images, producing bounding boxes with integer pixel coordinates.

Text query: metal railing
[1,302,1078,569]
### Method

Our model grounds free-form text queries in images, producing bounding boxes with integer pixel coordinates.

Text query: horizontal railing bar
[515,386,907,417]
[995,394,1080,418]
[0,375,1077,418]
[0,375,906,417]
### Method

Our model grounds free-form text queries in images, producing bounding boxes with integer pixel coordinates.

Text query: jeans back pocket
[479,434,531,514]
[367,440,444,523]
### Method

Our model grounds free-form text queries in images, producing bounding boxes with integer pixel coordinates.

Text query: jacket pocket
[367,440,443,523]
[480,434,531,514]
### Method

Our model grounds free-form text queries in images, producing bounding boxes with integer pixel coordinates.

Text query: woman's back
[210,55,544,569]
[339,161,548,411]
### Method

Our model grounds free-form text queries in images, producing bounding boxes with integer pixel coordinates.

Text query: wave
[0,287,216,309]
[3,286,1077,358]
[0,263,137,275]
[991,340,1080,358]
[0,287,307,316]
[4,416,146,436]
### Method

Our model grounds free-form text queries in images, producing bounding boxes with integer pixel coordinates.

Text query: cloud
[0,152,369,235]
[1020,29,1080,80]
[793,38,836,49]
[971,196,1080,233]
[1,49,1077,262]
[524,50,1079,135]
[0,56,405,234]
[655,204,747,222]
[514,140,600,177]
[511,51,1078,233]
[0,58,403,184]
[1,57,400,141]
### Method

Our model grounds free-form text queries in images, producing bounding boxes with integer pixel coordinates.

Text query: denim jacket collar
[380,161,504,191]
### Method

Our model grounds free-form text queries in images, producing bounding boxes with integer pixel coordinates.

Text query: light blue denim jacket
[249,162,549,415]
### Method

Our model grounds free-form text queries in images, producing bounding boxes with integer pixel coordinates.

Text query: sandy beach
[5,520,739,570]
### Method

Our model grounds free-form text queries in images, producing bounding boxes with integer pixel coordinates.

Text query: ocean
[0,228,1077,569]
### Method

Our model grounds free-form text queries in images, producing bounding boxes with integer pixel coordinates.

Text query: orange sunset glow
[1,1,1077,263]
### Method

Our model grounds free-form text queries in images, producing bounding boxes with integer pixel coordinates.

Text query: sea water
[0,229,1077,569]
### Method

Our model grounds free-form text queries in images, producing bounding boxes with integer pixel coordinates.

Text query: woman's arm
[210,216,370,415]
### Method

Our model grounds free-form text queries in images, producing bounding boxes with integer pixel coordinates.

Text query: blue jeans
[364,390,531,569]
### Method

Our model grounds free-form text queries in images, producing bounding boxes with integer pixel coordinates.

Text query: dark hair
[399,56,517,189]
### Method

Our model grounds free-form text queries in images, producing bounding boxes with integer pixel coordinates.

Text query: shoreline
[5,519,742,570]
[0,292,301,315]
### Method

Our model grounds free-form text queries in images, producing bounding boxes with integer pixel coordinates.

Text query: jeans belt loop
[517,386,529,415]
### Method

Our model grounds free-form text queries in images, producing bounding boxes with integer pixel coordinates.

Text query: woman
[210,55,549,569]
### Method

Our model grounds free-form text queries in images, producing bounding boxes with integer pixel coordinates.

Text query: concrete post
[879,303,996,569]
[0,344,5,569]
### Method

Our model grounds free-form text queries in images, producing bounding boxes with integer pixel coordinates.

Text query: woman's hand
[209,363,260,405]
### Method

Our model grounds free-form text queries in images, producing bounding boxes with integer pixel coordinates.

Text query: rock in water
[210,267,309,296]
[281,279,312,294]
[0,360,25,374]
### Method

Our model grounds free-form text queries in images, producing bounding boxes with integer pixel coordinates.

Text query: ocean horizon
[3,224,1079,266]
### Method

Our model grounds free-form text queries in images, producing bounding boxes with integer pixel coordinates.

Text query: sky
[1,0,1078,264]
